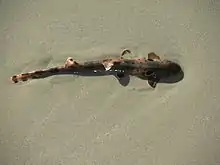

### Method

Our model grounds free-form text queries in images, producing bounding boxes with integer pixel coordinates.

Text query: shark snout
[167,61,182,75]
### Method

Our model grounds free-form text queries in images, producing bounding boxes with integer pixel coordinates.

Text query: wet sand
[1,0,220,164]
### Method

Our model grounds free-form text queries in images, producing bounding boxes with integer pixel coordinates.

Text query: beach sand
[1,0,220,164]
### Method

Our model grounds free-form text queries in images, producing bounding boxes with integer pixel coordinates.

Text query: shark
[10,49,183,88]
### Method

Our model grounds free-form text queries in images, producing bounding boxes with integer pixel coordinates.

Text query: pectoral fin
[114,72,130,86]
[147,73,160,88]
[116,72,125,79]
[148,52,161,61]
[148,79,158,88]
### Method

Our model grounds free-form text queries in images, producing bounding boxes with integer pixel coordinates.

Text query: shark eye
[144,71,157,78]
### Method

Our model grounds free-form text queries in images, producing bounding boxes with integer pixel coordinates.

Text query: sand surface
[1,0,220,164]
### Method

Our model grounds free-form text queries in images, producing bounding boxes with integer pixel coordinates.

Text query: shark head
[164,60,182,76]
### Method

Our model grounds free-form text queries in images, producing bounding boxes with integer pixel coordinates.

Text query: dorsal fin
[65,57,79,68]
[148,52,161,61]
[121,49,132,57]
